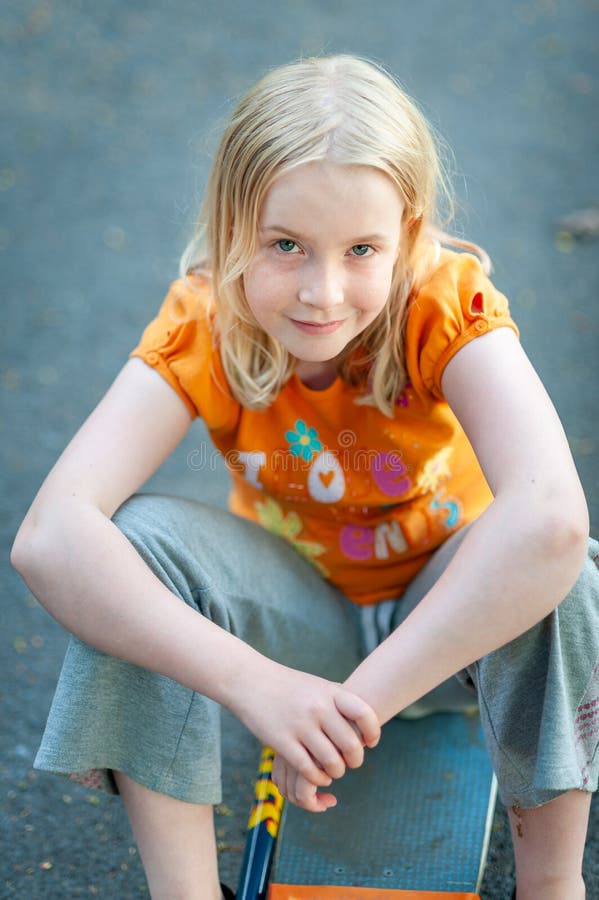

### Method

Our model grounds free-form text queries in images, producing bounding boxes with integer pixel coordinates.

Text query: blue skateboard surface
[271,713,496,893]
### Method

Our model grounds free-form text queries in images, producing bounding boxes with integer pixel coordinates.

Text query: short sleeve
[405,250,519,400]
[130,277,239,428]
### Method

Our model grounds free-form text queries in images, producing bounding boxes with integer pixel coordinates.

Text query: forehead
[260,161,404,234]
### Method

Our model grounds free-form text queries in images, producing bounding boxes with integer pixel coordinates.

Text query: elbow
[11,504,51,581]
[11,519,38,580]
[538,496,589,587]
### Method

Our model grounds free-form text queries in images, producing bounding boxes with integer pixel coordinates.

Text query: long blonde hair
[181,55,488,415]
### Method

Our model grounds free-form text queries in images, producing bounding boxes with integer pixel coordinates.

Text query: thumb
[334,690,381,748]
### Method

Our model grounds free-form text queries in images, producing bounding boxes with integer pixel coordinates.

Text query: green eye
[351,244,371,256]
[277,239,297,252]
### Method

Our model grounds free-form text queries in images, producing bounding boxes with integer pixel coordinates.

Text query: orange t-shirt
[131,249,519,605]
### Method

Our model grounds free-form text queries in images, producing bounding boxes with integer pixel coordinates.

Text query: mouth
[290,318,346,335]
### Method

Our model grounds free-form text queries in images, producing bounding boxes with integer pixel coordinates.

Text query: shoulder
[405,248,519,399]
[130,273,239,423]
[155,272,215,328]
[411,247,495,309]
[133,273,216,356]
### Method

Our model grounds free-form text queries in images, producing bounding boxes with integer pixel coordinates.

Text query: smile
[290,319,346,335]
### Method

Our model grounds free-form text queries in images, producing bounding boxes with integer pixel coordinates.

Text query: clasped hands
[239,663,381,814]
[272,685,380,812]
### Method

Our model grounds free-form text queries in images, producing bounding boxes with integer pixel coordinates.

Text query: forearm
[11,501,266,709]
[13,501,381,789]
[345,493,589,724]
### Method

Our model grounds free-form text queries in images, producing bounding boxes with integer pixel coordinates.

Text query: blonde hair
[181,55,488,415]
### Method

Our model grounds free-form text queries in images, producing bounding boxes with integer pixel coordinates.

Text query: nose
[297,259,344,310]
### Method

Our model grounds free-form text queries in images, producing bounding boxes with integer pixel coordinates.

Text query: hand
[272,755,337,813]
[233,660,380,790]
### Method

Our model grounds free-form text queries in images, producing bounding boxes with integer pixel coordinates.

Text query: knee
[111,494,185,578]
[111,495,215,615]
[112,494,173,546]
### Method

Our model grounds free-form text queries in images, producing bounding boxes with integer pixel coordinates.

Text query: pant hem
[34,755,222,805]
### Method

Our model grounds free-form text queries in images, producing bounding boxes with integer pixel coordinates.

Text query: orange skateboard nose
[269,886,480,899]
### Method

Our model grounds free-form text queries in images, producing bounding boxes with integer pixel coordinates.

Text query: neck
[295,359,339,390]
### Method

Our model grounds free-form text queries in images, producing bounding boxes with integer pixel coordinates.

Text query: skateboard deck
[238,712,496,899]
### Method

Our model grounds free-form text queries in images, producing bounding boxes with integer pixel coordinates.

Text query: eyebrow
[260,225,390,244]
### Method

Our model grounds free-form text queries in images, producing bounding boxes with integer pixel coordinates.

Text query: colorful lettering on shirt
[371,451,412,497]
[400,507,433,548]
[430,492,461,528]
[237,451,266,489]
[339,499,460,562]
[340,519,409,562]
[374,519,409,558]
[307,450,346,503]
[238,443,417,506]
[339,525,374,561]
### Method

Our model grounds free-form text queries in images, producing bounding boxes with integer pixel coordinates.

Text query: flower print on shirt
[255,497,329,576]
[395,380,413,408]
[285,419,323,462]
[416,447,454,494]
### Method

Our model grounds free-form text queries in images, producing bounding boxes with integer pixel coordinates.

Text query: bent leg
[34,494,360,890]
[508,790,590,899]
[472,539,599,896]
[114,771,221,900]
[35,494,360,799]
[508,791,592,900]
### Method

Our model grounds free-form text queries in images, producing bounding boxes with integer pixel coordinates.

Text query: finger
[302,734,346,780]
[272,755,287,797]
[283,744,335,787]
[313,791,337,812]
[294,773,318,808]
[285,771,297,806]
[277,762,297,807]
[293,773,314,808]
[294,774,337,813]
[283,741,338,787]
[334,692,381,749]
[323,715,365,770]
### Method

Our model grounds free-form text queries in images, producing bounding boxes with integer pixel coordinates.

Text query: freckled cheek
[354,274,393,317]
[244,264,272,301]
[243,269,289,324]
[242,261,265,296]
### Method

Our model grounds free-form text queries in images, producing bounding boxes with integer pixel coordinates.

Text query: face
[242,161,404,385]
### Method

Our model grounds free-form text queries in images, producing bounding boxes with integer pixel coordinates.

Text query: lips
[290,318,346,335]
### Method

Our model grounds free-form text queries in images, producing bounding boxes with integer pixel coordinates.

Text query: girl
[11,55,598,900]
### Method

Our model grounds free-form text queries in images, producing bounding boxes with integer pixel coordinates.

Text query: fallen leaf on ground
[555,207,599,238]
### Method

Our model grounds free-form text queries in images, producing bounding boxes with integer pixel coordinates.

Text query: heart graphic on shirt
[318,470,335,488]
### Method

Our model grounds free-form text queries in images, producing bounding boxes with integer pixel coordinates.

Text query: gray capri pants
[35,493,599,810]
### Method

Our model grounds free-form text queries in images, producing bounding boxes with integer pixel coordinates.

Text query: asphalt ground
[1,1,598,897]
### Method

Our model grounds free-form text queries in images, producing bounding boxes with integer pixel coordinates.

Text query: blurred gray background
[2,1,597,897]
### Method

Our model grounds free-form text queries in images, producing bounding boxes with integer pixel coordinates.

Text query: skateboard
[237,712,497,900]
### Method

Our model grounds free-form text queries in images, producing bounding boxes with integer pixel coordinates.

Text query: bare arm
[344,328,589,723]
[12,358,379,782]
[11,358,234,681]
